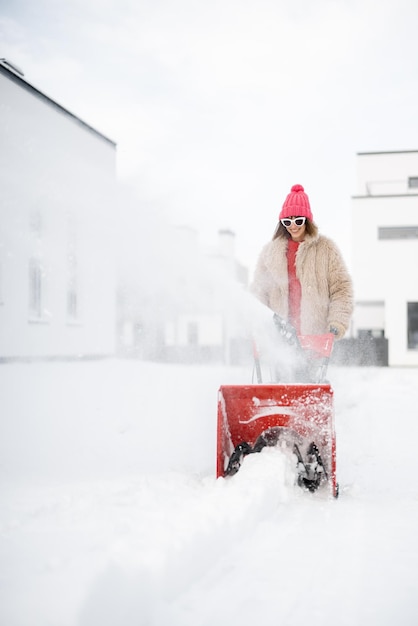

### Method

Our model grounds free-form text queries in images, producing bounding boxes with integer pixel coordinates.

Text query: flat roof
[357,150,418,156]
[352,193,418,199]
[0,60,116,148]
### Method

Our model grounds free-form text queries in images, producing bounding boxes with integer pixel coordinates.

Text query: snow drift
[1,360,418,626]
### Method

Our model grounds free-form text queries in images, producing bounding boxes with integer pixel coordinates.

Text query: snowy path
[1,361,418,625]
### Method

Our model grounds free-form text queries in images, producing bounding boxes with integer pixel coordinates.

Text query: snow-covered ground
[1,358,418,626]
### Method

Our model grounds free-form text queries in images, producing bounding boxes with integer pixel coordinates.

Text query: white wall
[352,152,418,366]
[0,69,117,359]
[356,151,418,196]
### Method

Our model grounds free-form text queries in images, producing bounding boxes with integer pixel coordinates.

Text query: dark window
[378,226,418,240]
[408,177,418,189]
[407,302,418,349]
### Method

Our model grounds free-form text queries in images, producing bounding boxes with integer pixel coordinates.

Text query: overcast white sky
[2,0,418,273]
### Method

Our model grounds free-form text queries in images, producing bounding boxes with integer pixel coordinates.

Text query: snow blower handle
[252,339,263,383]
[272,313,300,347]
[272,314,335,383]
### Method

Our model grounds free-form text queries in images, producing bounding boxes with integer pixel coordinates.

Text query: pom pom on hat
[279,184,313,221]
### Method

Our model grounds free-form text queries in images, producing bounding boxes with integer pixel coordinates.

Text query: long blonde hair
[272,218,318,241]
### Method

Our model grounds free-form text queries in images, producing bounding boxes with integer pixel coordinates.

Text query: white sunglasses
[280,217,306,228]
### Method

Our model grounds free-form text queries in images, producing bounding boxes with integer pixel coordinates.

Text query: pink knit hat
[279,184,313,221]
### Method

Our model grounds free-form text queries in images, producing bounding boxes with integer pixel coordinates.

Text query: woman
[251,184,353,339]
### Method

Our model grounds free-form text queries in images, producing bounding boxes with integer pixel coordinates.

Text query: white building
[117,225,249,364]
[163,228,249,364]
[0,60,117,360]
[351,150,418,366]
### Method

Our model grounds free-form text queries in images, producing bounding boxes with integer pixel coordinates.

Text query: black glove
[329,323,344,338]
[273,314,298,345]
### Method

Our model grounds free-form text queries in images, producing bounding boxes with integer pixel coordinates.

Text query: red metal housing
[217,382,337,497]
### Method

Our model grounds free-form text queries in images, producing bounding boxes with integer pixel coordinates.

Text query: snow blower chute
[216,315,338,497]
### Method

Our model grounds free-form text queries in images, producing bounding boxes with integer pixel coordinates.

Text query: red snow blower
[217,315,338,497]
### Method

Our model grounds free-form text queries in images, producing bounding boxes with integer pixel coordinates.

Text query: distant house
[162,228,249,364]
[0,60,117,360]
[117,225,250,364]
[350,150,418,366]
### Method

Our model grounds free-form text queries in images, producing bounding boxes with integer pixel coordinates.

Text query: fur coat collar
[251,232,353,337]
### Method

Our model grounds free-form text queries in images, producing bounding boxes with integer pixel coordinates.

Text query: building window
[407,303,418,349]
[29,257,43,318]
[408,177,418,189]
[187,321,198,345]
[28,211,45,319]
[378,226,418,240]
[67,253,79,321]
[67,215,80,321]
[67,282,78,320]
[30,211,42,237]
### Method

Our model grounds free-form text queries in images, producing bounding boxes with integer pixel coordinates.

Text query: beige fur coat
[251,232,353,338]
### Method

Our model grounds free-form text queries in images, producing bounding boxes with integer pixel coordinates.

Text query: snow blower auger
[217,315,339,498]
